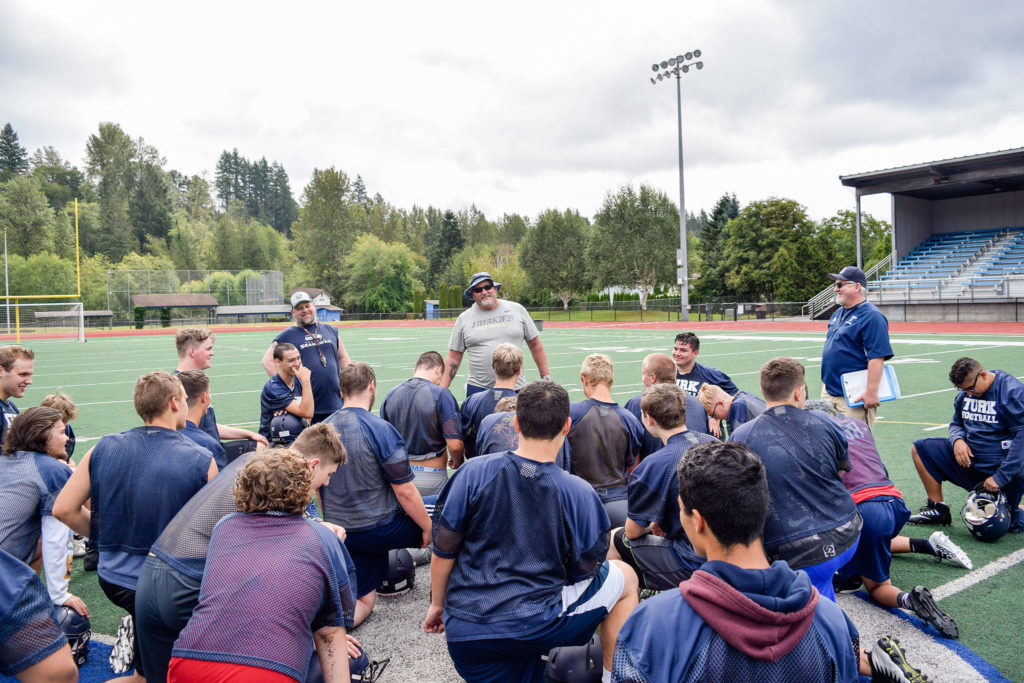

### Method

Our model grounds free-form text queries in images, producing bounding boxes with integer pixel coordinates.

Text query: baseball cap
[290,291,313,308]
[828,266,867,288]
[464,272,502,300]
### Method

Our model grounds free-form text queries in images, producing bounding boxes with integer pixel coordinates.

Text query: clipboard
[841,365,901,408]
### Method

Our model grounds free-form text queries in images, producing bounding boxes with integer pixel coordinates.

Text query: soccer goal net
[0,302,85,343]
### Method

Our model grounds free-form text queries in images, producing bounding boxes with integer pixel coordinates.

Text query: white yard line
[930,547,1024,602]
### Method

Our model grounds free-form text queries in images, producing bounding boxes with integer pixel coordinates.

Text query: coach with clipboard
[820,266,894,429]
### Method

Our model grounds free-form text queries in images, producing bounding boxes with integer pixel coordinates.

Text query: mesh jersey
[380,377,462,460]
[627,431,719,567]
[824,412,898,498]
[476,412,571,471]
[274,324,342,416]
[730,406,860,568]
[151,453,257,580]
[624,392,712,460]
[0,398,19,448]
[172,512,356,681]
[320,408,414,532]
[89,426,211,581]
[0,548,67,677]
[0,451,72,564]
[182,420,226,469]
[432,451,610,640]
[259,374,303,439]
[675,363,738,397]
[725,392,766,438]
[459,387,517,458]
[567,398,643,497]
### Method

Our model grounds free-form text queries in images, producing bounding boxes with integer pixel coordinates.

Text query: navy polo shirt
[821,300,893,397]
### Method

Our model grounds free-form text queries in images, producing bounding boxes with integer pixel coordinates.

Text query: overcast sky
[2,1,1022,225]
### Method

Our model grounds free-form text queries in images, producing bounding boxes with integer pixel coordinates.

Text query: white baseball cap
[290,292,313,308]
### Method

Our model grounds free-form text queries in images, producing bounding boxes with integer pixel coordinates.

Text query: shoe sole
[871,637,927,682]
[929,532,973,570]
[909,587,959,639]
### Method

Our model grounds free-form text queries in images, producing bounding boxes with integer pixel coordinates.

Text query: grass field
[26,323,1024,680]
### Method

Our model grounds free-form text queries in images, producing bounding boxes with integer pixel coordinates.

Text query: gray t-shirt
[448,300,538,389]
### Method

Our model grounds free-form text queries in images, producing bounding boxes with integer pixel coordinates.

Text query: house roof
[288,287,331,299]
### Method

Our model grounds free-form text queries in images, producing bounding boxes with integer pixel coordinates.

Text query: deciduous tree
[520,209,590,310]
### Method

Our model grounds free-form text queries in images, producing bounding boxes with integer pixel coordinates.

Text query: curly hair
[234,449,313,515]
[3,407,62,456]
[40,393,78,422]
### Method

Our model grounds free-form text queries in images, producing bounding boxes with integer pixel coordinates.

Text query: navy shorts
[837,496,910,584]
[914,437,993,492]
[344,513,424,597]
[612,528,696,590]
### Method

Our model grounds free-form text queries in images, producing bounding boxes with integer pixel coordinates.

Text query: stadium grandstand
[805,147,1024,321]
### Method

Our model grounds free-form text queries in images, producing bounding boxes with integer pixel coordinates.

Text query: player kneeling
[169,450,356,682]
[423,380,639,683]
[613,441,930,683]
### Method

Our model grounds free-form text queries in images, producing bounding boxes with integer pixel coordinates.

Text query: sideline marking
[930,547,1024,601]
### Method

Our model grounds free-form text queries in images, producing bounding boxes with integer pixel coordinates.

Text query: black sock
[909,537,935,556]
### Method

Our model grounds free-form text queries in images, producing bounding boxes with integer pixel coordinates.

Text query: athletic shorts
[168,657,296,683]
[612,528,695,591]
[136,554,202,683]
[837,496,910,584]
[446,561,624,683]
[345,513,424,597]
[801,540,860,603]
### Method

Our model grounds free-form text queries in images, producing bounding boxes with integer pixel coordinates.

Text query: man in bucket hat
[442,272,550,398]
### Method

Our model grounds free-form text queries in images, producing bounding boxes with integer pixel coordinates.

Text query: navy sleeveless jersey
[380,377,462,460]
[433,451,610,640]
[0,451,72,564]
[274,324,342,417]
[320,407,414,532]
[171,512,356,681]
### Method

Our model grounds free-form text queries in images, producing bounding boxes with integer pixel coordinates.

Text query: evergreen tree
[129,162,173,243]
[693,193,739,299]
[267,162,298,234]
[0,123,29,182]
[427,210,464,289]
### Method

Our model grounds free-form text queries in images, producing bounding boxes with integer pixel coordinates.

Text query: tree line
[0,121,891,315]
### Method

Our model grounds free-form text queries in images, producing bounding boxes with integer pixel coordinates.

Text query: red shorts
[168,657,297,683]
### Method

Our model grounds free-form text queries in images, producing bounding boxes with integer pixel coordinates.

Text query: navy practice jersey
[730,406,859,569]
[0,451,72,564]
[274,324,342,417]
[675,363,739,397]
[821,300,893,397]
[320,407,414,532]
[624,391,712,460]
[948,369,1024,486]
[259,374,304,440]
[476,411,572,471]
[172,512,356,682]
[460,387,517,459]
[724,391,766,438]
[0,548,68,678]
[380,377,463,460]
[0,397,19,448]
[567,398,643,499]
[432,451,610,641]
[182,420,226,469]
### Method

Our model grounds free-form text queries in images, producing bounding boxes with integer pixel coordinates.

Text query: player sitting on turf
[177,370,228,468]
[0,407,90,619]
[0,547,79,683]
[672,332,738,437]
[0,345,34,444]
[567,354,644,527]
[624,353,711,461]
[423,380,639,683]
[168,450,356,682]
[805,400,964,640]
[608,383,719,591]
[54,371,218,682]
[728,357,862,602]
[697,382,765,440]
[136,425,350,682]
[476,396,572,470]
[459,344,521,460]
[909,357,1024,534]
[259,341,314,445]
[380,350,465,496]
[321,362,433,626]
[175,327,268,449]
[612,440,929,683]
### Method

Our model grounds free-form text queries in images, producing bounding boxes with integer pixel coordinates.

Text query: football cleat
[109,615,134,674]
[870,636,929,682]
[906,586,958,639]
[928,531,972,569]
[908,500,951,526]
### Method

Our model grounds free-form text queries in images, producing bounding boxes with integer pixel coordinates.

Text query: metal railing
[802,253,895,319]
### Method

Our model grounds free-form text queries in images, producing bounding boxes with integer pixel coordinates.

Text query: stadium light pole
[650,50,703,322]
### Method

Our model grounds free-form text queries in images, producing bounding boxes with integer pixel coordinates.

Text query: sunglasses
[833,281,856,289]
[962,371,983,395]
[471,283,494,294]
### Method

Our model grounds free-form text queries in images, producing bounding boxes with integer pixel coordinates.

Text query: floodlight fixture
[693,49,701,58]
[681,64,689,73]
[676,54,684,63]
[668,57,677,66]
[685,51,693,61]
[652,63,660,71]
[660,60,668,68]
[696,61,704,70]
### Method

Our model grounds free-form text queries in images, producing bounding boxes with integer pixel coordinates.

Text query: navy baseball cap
[464,272,501,300]
[828,266,867,287]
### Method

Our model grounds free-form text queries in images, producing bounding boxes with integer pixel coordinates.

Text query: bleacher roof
[839,147,1024,200]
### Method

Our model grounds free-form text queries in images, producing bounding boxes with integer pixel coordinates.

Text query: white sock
[603,668,612,683]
